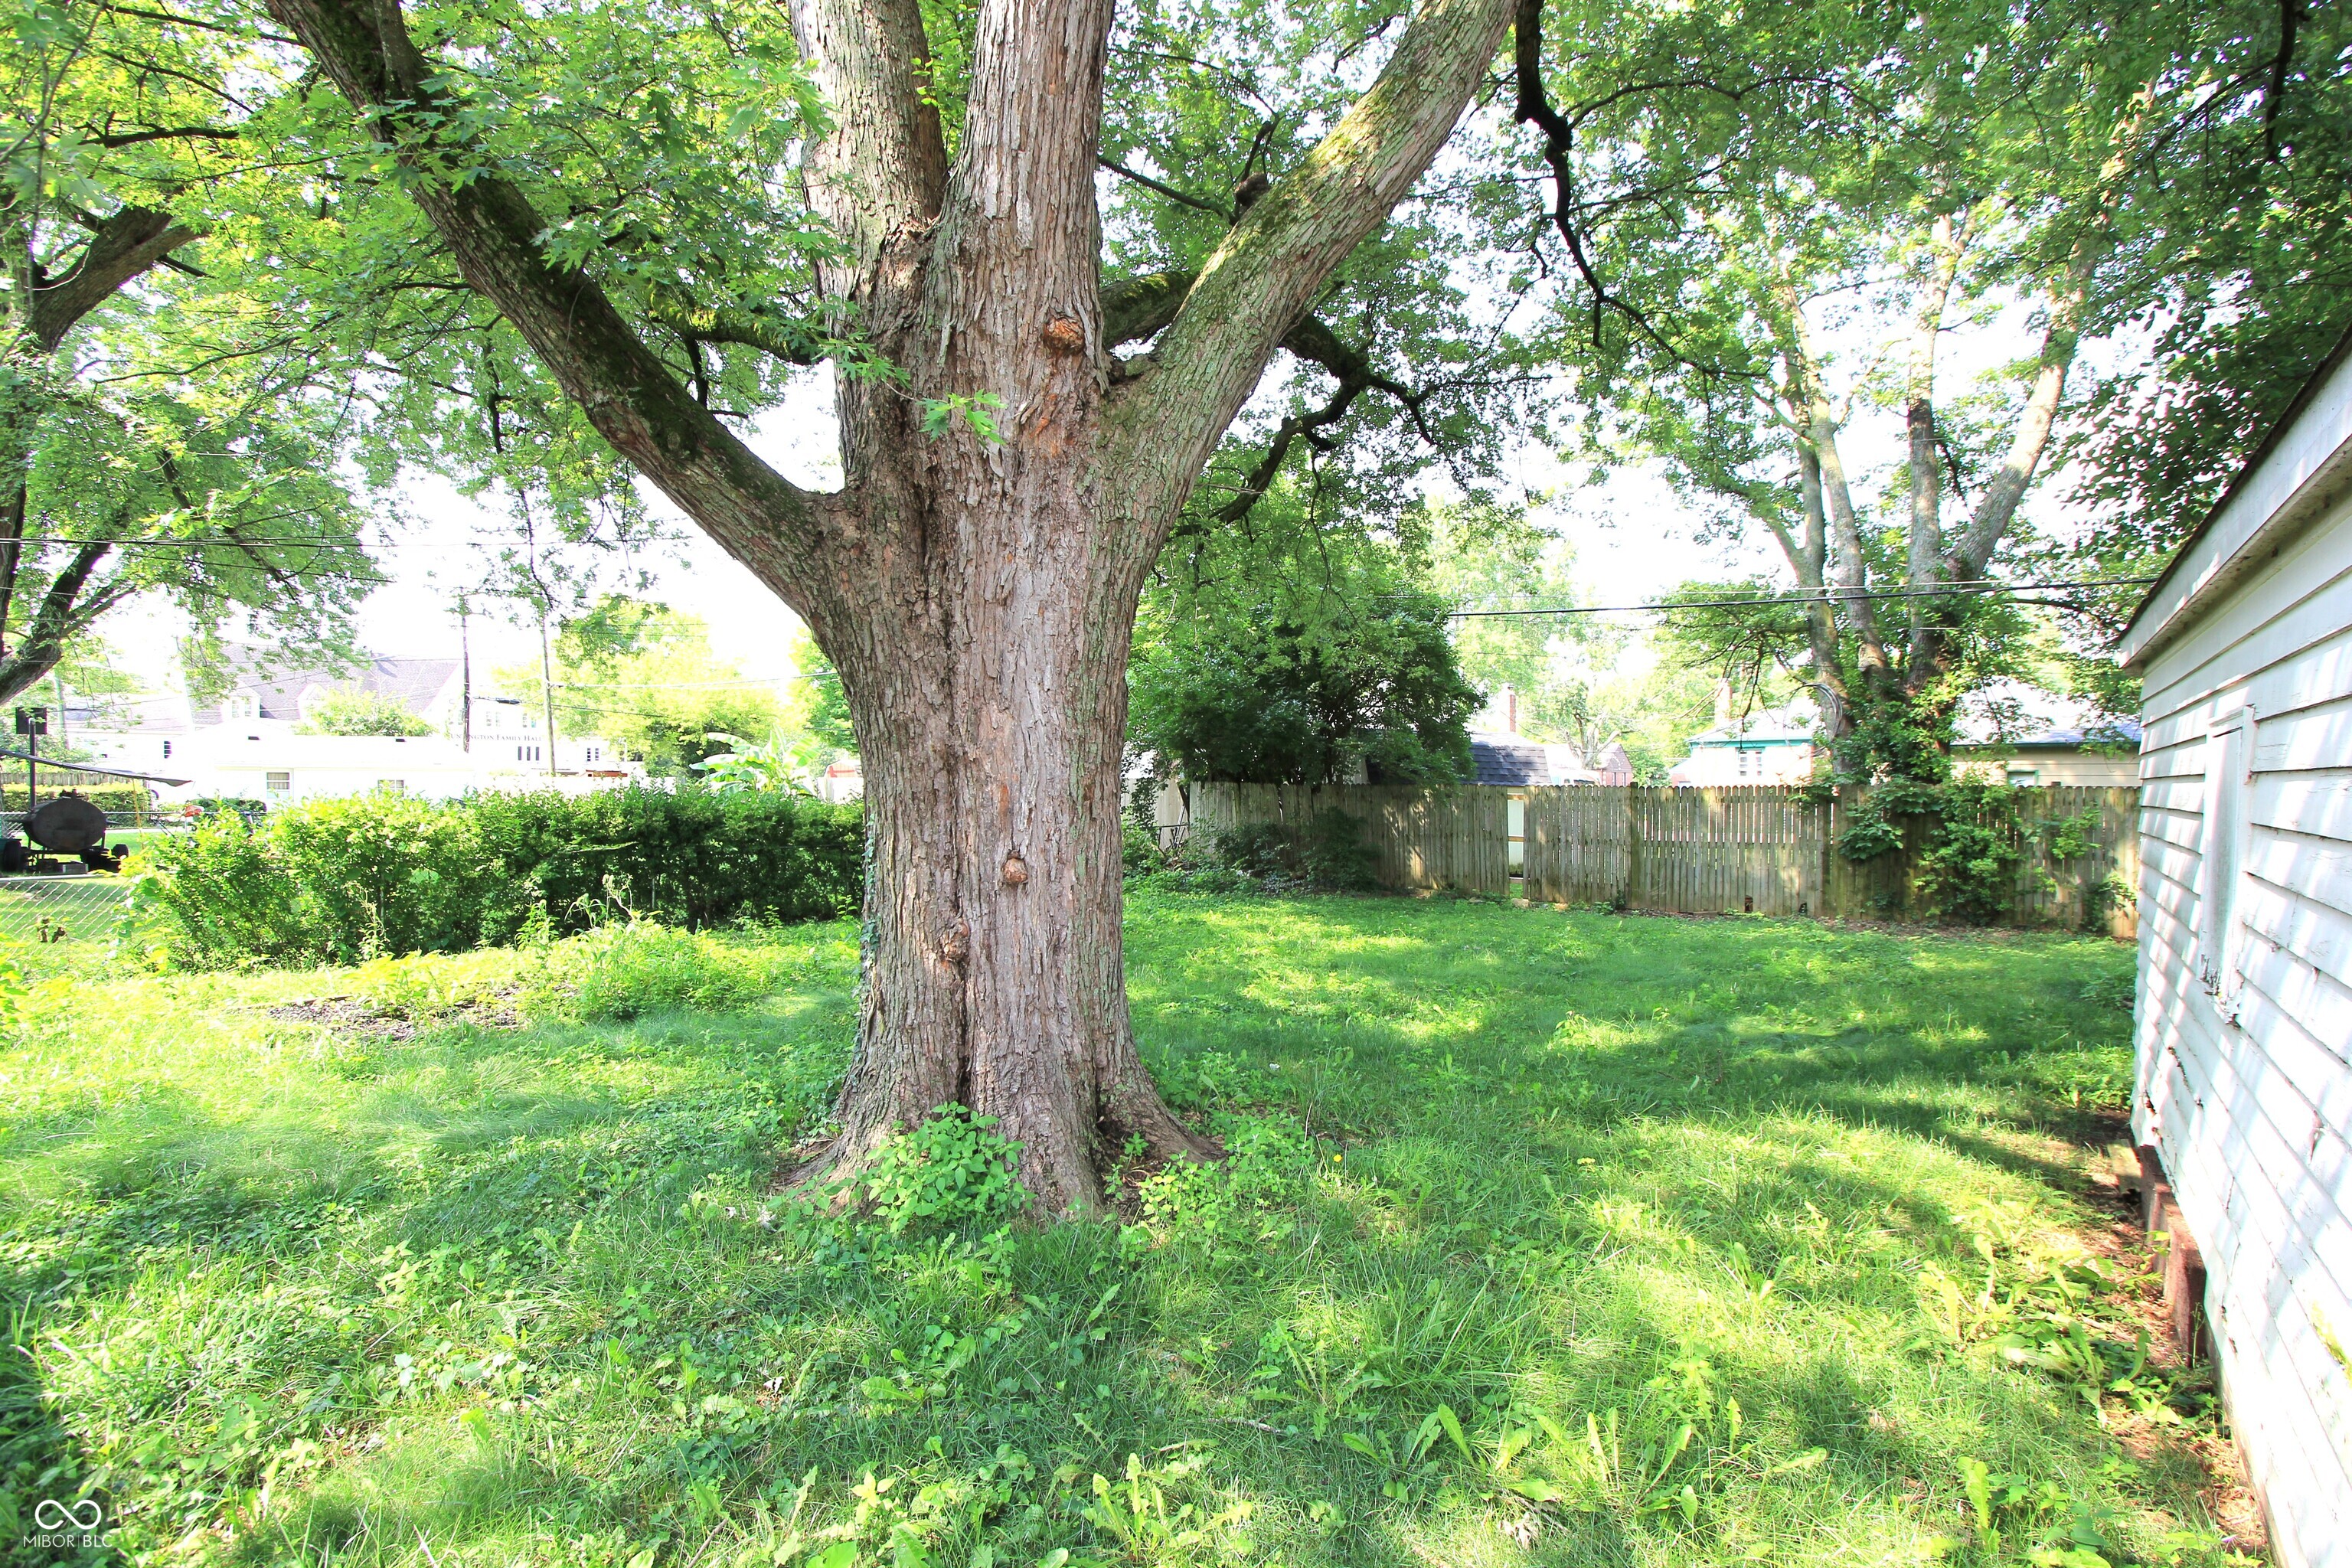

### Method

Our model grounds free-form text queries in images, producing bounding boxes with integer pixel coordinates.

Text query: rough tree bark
[267,0,1518,1212]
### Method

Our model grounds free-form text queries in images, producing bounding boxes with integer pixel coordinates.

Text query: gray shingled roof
[195,656,459,725]
[1469,740,1551,786]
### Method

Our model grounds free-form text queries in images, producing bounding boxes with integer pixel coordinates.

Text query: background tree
[1504,0,2332,778]
[2,0,376,704]
[298,688,433,737]
[538,596,786,777]
[2064,2,2352,621]
[779,627,857,781]
[1129,475,1478,786]
[265,0,1520,1210]
[1416,502,1614,742]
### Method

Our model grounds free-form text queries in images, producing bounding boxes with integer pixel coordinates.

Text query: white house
[67,655,639,804]
[1668,700,1818,786]
[2115,326,2352,1568]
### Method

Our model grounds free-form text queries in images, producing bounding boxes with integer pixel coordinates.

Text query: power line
[553,677,787,691]
[0,535,369,549]
[1433,576,2159,619]
[0,534,645,554]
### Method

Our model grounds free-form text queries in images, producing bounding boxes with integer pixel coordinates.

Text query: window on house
[265,771,291,793]
[586,746,601,763]
[162,740,172,760]
[2007,768,2039,787]
[380,779,406,795]
[1736,746,1763,778]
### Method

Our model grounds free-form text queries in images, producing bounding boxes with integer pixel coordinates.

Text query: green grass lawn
[0,892,2242,1568]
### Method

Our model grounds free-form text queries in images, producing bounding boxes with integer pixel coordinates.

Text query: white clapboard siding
[2119,336,2352,1568]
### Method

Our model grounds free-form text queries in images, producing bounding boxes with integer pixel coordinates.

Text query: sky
[106,381,848,696]
[97,292,2061,706]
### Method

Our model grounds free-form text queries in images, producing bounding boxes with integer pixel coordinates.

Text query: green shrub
[2084,870,2135,933]
[1122,818,1168,874]
[124,812,305,964]
[1201,811,1377,891]
[1837,782,2026,924]
[0,783,149,813]
[1915,814,2026,925]
[345,949,511,1019]
[273,792,496,958]
[860,1105,1030,1234]
[132,786,861,967]
[1138,1113,1314,1234]
[2079,969,2136,1013]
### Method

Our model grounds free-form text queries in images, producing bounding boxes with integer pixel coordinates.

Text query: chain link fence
[0,874,132,948]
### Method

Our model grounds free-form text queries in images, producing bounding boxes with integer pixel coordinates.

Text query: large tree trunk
[267,0,1516,1213]
[819,480,1213,1213]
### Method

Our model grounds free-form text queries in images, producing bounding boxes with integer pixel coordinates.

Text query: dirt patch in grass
[263,992,524,1037]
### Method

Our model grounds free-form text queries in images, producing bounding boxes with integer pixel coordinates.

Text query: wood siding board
[2136,511,2352,707]
[2255,771,2352,841]
[2254,695,2352,775]
[2245,822,2352,923]
[2151,988,2352,1344]
[2239,866,2352,991]
[2137,535,2352,720]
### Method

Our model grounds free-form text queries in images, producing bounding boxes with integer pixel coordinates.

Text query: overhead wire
[1426,576,2159,619]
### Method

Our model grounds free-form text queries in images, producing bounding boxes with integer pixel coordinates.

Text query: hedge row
[1,784,154,813]
[134,788,864,965]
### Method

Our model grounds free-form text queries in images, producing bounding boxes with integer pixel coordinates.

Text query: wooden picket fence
[1178,781,2138,935]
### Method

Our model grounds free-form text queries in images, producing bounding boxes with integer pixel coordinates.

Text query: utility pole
[14,706,45,818]
[538,602,558,778]
[458,599,472,753]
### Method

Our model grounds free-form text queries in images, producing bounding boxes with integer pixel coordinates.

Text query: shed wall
[2135,481,2352,1568]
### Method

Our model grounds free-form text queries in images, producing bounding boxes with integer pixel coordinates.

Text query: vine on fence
[1834,782,2037,924]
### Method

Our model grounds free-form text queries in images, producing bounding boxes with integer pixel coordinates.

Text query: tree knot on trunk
[938,920,970,963]
[1041,316,1085,355]
[1001,853,1030,886]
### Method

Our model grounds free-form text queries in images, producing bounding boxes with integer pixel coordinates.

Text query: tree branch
[1511,0,1733,377]
[31,205,198,351]
[265,0,841,603]
[1904,210,1966,675]
[642,290,827,365]
[1099,158,1230,221]
[1102,269,1194,350]
[1943,249,2093,583]
[1210,317,1435,524]
[95,2,298,44]
[1106,0,1517,519]
[788,0,948,283]
[90,123,240,147]
[2262,0,2308,162]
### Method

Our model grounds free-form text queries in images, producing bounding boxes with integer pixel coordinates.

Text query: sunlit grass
[0,893,2235,1568]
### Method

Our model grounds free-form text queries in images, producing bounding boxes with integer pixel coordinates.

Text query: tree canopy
[1129,478,1479,786]
[536,596,786,776]
[1494,0,2352,777]
[3,0,378,704]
